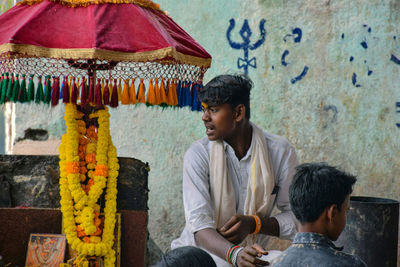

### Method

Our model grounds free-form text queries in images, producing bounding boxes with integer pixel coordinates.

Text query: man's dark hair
[199,74,252,119]
[154,246,217,267]
[289,163,356,223]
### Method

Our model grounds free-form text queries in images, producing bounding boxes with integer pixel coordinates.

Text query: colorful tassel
[6,73,14,101]
[121,79,130,105]
[18,74,27,103]
[95,78,102,106]
[177,80,182,107]
[62,77,70,103]
[44,75,52,104]
[88,76,95,104]
[103,79,110,105]
[172,80,178,106]
[11,74,20,102]
[51,77,60,106]
[146,78,156,105]
[186,82,192,107]
[160,78,168,106]
[192,83,199,111]
[35,76,44,103]
[27,74,35,102]
[197,84,203,111]
[70,77,78,104]
[0,74,4,104]
[129,78,137,104]
[137,79,146,104]
[80,77,87,106]
[117,79,122,102]
[154,78,161,105]
[101,78,105,96]
[110,79,118,107]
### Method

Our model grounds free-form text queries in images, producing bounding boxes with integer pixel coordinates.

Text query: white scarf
[209,123,275,244]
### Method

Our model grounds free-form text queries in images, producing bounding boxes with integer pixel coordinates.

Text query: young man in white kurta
[172,74,299,267]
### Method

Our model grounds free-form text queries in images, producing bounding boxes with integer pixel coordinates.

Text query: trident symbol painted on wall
[226,18,266,75]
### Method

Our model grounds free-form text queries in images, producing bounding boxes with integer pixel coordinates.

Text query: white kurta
[172,126,299,266]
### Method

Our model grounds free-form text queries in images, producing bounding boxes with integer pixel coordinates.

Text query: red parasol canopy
[0,0,211,108]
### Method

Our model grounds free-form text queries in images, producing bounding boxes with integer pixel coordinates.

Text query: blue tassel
[191,83,198,111]
[177,81,182,107]
[197,84,203,111]
[185,82,192,107]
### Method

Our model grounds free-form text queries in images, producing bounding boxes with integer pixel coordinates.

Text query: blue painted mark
[397,123,400,128]
[352,73,361,87]
[341,33,345,39]
[350,56,354,62]
[394,36,397,40]
[281,50,289,66]
[292,28,302,43]
[368,69,373,76]
[272,65,274,70]
[363,24,368,27]
[291,66,309,84]
[396,102,400,111]
[283,27,303,43]
[364,60,367,64]
[360,41,368,49]
[227,18,266,75]
[368,27,371,33]
[390,54,400,65]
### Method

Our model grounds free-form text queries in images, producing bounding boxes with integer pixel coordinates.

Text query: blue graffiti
[360,41,368,49]
[283,28,302,43]
[281,50,289,66]
[227,18,266,75]
[391,54,400,65]
[291,66,309,84]
[352,73,361,87]
[397,102,400,128]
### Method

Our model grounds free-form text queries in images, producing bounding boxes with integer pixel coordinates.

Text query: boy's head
[289,163,356,240]
[199,74,252,119]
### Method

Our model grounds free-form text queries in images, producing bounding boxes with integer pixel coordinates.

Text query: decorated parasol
[0,0,211,266]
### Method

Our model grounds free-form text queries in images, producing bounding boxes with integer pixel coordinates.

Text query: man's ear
[327,204,338,223]
[234,104,246,122]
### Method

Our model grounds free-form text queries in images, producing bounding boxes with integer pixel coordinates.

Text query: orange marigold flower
[79,137,89,145]
[78,152,85,159]
[87,179,94,186]
[92,227,102,236]
[66,162,80,174]
[80,166,88,174]
[83,236,91,243]
[94,165,108,176]
[85,154,96,164]
[80,174,86,182]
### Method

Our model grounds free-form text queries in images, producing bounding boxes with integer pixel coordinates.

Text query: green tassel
[0,74,3,104]
[0,73,9,104]
[11,74,20,103]
[19,74,27,103]
[35,76,44,103]
[6,73,14,101]
[44,75,51,104]
[27,74,35,102]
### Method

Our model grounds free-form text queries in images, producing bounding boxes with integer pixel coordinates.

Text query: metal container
[335,196,399,267]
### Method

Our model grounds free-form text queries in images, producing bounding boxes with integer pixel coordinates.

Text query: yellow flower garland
[59,103,119,266]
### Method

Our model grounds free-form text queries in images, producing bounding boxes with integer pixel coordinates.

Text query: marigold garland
[59,103,119,266]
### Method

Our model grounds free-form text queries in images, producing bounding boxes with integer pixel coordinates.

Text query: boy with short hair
[271,163,367,267]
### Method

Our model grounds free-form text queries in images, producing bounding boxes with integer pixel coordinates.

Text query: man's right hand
[236,244,269,267]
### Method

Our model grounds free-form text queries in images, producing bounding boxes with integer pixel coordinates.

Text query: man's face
[329,195,350,241]
[202,103,236,141]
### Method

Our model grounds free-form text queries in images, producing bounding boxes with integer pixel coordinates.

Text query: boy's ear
[327,204,338,223]
[234,104,246,121]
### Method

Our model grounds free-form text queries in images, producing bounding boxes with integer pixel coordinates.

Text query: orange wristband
[251,215,262,234]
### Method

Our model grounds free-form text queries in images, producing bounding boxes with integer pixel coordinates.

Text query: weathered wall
[4,0,400,252]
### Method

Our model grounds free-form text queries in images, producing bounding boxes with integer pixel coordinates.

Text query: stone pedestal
[0,155,149,267]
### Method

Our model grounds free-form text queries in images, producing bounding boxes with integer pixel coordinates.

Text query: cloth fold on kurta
[209,122,275,245]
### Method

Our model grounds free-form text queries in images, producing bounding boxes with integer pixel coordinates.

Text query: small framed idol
[25,233,66,267]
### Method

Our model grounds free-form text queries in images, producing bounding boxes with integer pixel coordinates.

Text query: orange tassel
[129,78,137,104]
[160,78,168,105]
[166,80,174,106]
[117,79,123,102]
[154,78,161,105]
[146,78,156,105]
[172,80,178,106]
[137,79,146,103]
[121,79,130,105]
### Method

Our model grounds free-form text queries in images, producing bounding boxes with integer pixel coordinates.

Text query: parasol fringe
[117,79,122,102]
[110,79,118,107]
[27,74,35,102]
[70,77,78,104]
[166,80,174,106]
[154,78,161,105]
[80,77,87,106]
[44,75,52,104]
[121,79,130,105]
[6,73,14,102]
[129,78,136,104]
[172,80,178,106]
[88,76,94,104]
[18,0,161,11]
[159,78,167,106]
[19,74,27,103]
[137,78,145,104]
[95,78,102,106]
[103,79,110,105]
[11,74,20,102]
[176,80,182,107]
[62,77,70,103]
[0,74,4,104]
[35,76,44,103]
[51,76,60,106]
[146,78,155,105]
